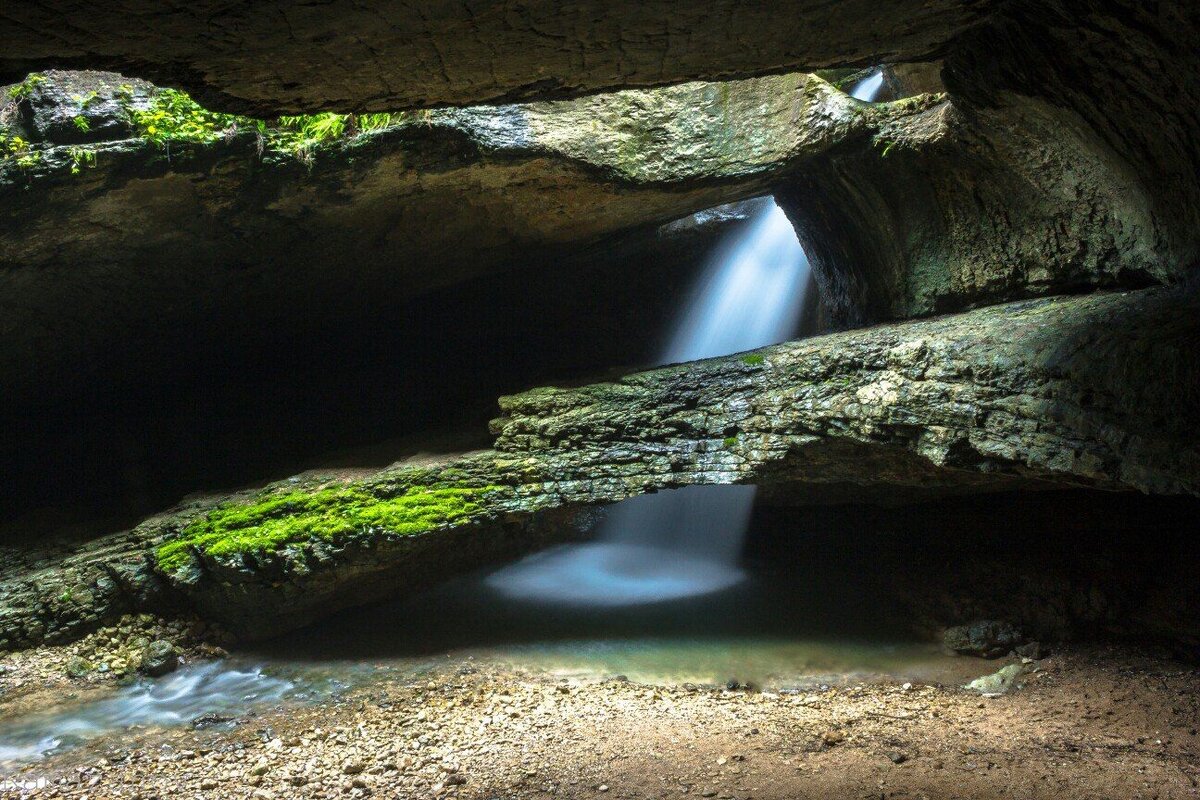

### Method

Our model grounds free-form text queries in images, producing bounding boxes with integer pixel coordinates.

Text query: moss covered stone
[156,484,502,573]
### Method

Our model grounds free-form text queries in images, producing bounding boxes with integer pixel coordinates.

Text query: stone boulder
[943,621,1024,659]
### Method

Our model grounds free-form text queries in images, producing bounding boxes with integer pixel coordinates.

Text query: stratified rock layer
[2,285,1194,647]
[492,286,1199,499]
[0,71,933,413]
[0,1,992,115]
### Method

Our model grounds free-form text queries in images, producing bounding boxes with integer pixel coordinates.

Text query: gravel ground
[2,643,1199,799]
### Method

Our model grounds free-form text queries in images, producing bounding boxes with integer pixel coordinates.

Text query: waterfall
[848,70,885,102]
[486,73,884,606]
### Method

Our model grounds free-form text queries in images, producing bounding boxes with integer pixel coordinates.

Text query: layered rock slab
[0,0,993,115]
[2,285,1195,646]
[0,71,933,413]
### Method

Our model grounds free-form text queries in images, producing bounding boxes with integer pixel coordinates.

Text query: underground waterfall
[485,71,885,607]
[4,28,1199,795]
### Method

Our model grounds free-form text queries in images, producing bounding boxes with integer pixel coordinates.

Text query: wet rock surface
[493,285,1200,499]
[0,70,921,416]
[1,285,1196,646]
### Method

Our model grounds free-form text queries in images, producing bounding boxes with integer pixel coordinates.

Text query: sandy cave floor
[1,644,1199,800]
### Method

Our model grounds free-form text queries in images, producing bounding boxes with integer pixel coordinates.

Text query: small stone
[1015,641,1049,660]
[885,750,908,764]
[65,656,92,678]
[598,785,610,793]
[192,712,235,729]
[966,663,1026,695]
[139,640,179,677]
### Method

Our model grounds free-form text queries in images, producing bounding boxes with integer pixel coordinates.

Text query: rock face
[2,285,1195,646]
[493,286,1200,500]
[0,70,927,414]
[0,1,993,115]
[776,1,1200,326]
[943,621,1024,659]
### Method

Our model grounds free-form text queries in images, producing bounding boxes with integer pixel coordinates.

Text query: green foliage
[72,91,100,109]
[2,74,415,178]
[7,73,45,101]
[723,436,739,448]
[740,354,765,366]
[129,88,248,146]
[156,484,501,572]
[68,146,97,175]
[1,134,40,170]
[875,138,899,158]
[129,89,409,162]
[269,111,408,161]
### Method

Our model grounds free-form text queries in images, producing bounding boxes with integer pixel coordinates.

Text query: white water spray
[486,199,818,605]
[849,70,885,102]
[488,72,884,606]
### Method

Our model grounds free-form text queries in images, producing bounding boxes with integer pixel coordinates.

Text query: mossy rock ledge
[2,284,1196,646]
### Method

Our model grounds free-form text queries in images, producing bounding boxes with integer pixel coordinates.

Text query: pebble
[822,730,845,746]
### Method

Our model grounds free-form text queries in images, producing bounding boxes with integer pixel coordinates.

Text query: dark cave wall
[776,1,1200,327]
[1,209,760,524]
[0,0,994,115]
[746,490,1200,655]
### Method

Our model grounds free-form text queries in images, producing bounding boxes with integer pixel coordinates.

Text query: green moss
[722,436,739,448]
[156,483,501,572]
[740,354,765,366]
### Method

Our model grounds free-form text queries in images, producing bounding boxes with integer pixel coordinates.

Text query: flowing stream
[0,662,302,765]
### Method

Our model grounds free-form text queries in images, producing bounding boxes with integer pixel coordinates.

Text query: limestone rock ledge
[0,70,934,411]
[1,285,1195,647]
[492,285,1200,499]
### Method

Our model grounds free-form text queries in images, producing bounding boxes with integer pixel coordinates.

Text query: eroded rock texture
[1,71,934,413]
[2,285,1194,646]
[0,0,992,115]
[776,1,1200,326]
[492,286,1200,500]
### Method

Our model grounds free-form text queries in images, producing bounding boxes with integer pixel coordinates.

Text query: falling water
[848,70,885,102]
[486,199,816,605]
[488,73,885,606]
[0,74,899,765]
